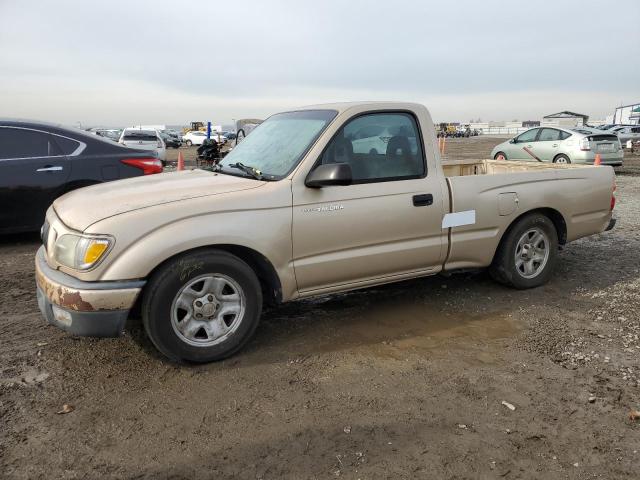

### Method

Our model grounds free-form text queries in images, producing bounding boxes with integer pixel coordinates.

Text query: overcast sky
[1,0,638,126]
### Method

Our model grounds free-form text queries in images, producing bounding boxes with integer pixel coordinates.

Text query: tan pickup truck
[36,102,616,362]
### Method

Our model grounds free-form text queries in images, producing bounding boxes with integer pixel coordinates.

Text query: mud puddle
[246,290,519,363]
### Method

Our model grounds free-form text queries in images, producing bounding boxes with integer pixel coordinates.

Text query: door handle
[526,144,533,148]
[413,194,433,207]
[36,166,63,172]
[552,144,558,147]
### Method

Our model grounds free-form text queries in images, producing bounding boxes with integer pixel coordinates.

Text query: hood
[54,169,265,231]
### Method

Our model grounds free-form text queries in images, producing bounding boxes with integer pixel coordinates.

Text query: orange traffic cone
[177,151,185,171]
[594,153,601,166]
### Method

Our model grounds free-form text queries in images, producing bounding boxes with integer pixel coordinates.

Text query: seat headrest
[386,136,411,158]
[330,137,353,163]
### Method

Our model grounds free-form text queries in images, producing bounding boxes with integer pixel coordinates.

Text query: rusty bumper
[35,246,145,337]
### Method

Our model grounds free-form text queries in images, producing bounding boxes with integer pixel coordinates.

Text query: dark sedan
[0,120,163,234]
[160,132,181,148]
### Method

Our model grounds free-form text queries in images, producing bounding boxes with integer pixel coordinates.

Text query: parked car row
[491,126,623,166]
[0,120,164,234]
[594,124,640,145]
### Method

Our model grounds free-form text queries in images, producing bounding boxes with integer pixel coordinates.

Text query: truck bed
[442,159,588,177]
[441,159,614,271]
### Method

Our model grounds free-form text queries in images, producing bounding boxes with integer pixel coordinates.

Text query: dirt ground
[2,138,640,479]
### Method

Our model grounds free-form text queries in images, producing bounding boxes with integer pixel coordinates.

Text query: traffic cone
[594,153,601,166]
[177,151,185,171]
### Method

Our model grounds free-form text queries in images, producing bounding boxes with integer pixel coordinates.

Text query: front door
[291,112,446,293]
[509,128,540,160]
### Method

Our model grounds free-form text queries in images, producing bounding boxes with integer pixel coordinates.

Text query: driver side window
[319,112,425,183]
[516,128,539,143]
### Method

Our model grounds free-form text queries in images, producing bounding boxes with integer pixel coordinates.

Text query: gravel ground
[1,138,639,479]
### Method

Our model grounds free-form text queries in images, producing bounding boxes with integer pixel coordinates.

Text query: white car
[349,124,417,155]
[182,131,227,147]
[118,128,166,162]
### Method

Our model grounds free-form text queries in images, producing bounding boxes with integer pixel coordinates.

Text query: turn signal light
[121,158,163,175]
[84,241,109,265]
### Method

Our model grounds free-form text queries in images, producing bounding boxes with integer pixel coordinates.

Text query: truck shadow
[114,223,640,369]
[228,232,640,368]
[127,229,639,369]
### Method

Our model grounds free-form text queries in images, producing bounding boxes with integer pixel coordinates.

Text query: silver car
[609,125,640,146]
[490,126,623,166]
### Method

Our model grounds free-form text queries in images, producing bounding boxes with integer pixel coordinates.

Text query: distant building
[613,103,640,125]
[522,120,540,128]
[542,111,589,127]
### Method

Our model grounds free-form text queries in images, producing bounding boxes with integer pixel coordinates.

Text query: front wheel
[489,214,558,289]
[185,140,193,147]
[494,152,507,161]
[142,250,263,363]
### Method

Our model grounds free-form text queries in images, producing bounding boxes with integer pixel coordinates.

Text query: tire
[553,154,571,164]
[494,152,507,161]
[142,250,263,363]
[489,213,558,289]
[185,140,193,147]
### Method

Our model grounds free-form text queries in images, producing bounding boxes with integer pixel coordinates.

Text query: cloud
[1,0,638,125]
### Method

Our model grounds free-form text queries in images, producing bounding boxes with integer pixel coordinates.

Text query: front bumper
[572,150,623,166]
[35,246,145,337]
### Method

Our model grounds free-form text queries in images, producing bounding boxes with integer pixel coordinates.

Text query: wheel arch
[492,207,567,263]
[553,153,570,163]
[133,244,283,318]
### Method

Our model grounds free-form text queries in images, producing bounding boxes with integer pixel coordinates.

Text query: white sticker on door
[442,210,476,229]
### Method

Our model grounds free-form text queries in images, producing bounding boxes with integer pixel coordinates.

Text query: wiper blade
[227,162,263,180]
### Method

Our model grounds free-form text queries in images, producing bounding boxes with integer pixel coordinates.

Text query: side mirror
[305,163,352,188]
[510,138,517,144]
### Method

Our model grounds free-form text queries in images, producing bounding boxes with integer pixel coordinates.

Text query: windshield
[217,109,337,179]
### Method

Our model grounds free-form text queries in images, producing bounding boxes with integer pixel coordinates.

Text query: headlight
[54,234,113,270]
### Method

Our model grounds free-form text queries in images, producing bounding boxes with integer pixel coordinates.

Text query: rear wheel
[185,140,193,147]
[142,250,262,363]
[489,213,558,289]
[553,154,571,164]
[494,152,507,161]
